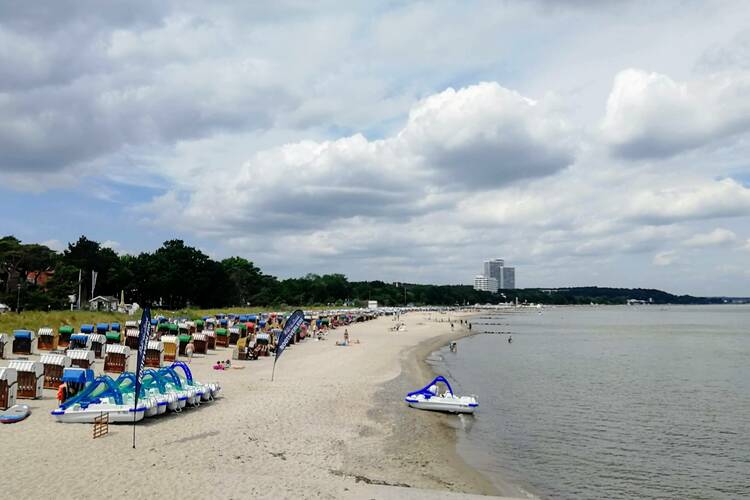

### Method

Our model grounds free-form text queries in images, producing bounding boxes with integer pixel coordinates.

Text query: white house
[89,295,119,312]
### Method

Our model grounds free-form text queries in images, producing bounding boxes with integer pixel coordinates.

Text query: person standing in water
[508,335,512,343]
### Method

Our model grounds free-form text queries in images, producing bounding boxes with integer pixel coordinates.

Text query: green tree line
[0,235,721,311]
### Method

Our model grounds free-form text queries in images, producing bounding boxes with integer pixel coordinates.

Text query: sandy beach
[2,312,519,499]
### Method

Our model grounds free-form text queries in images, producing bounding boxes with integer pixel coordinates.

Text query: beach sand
[1,312,520,499]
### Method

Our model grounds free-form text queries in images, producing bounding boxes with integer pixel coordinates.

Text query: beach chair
[255,333,271,357]
[37,327,58,351]
[0,333,12,359]
[236,337,258,360]
[80,324,94,334]
[0,367,18,410]
[195,319,205,332]
[205,329,216,350]
[41,353,71,389]
[158,323,178,339]
[228,326,240,346]
[162,335,178,362]
[105,330,122,345]
[58,325,74,348]
[104,344,130,373]
[145,341,164,368]
[89,334,106,358]
[178,334,192,355]
[215,328,228,348]
[125,326,140,349]
[67,349,95,370]
[69,333,92,351]
[12,329,36,355]
[8,360,44,399]
[192,333,208,355]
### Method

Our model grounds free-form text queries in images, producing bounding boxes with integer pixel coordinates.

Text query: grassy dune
[0,305,335,333]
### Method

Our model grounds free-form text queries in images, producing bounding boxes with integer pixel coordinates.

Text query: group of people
[212,359,232,370]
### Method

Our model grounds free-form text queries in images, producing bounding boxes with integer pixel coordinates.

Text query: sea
[430,305,750,500]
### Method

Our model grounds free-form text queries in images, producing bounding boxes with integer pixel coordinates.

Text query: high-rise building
[475,258,516,291]
[502,267,515,289]
[483,259,504,285]
[473,275,498,293]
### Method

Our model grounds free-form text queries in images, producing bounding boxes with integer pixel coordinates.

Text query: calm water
[432,305,750,499]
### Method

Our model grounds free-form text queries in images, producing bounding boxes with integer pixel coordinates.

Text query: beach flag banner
[132,306,151,448]
[271,309,304,381]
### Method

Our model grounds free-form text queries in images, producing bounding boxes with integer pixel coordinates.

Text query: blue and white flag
[275,309,305,363]
[133,307,151,403]
[271,309,304,381]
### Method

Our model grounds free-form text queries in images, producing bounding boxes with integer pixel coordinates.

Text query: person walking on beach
[344,329,349,346]
[508,335,512,344]
[186,340,195,363]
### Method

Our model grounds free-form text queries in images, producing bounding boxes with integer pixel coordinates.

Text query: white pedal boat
[405,376,478,414]
[52,399,150,423]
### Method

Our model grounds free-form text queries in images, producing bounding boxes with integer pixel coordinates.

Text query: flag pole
[132,306,151,449]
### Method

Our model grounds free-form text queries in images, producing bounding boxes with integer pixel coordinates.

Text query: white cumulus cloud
[602,68,750,159]
[683,228,737,247]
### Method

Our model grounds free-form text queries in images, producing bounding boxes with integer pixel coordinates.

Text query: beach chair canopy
[96,323,109,332]
[106,344,130,355]
[105,332,121,341]
[89,334,106,344]
[9,360,43,376]
[67,349,95,362]
[147,340,163,352]
[178,334,191,343]
[215,328,228,336]
[13,330,32,339]
[111,322,121,332]
[61,368,88,384]
[40,353,70,367]
[125,320,138,328]
[71,333,90,342]
[80,324,94,333]
[59,325,74,334]
[38,327,54,336]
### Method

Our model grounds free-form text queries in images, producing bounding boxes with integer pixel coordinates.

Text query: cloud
[683,228,737,247]
[602,68,750,159]
[626,178,750,224]
[138,82,575,233]
[101,240,122,252]
[41,239,64,252]
[653,250,678,266]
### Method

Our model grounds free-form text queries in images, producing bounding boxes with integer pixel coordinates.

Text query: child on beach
[186,340,195,363]
[213,360,224,370]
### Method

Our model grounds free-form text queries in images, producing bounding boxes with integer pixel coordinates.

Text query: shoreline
[401,317,529,499]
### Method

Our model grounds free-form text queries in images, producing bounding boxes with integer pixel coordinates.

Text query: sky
[2,0,750,296]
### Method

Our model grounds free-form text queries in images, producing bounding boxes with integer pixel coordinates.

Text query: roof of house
[89,295,119,303]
